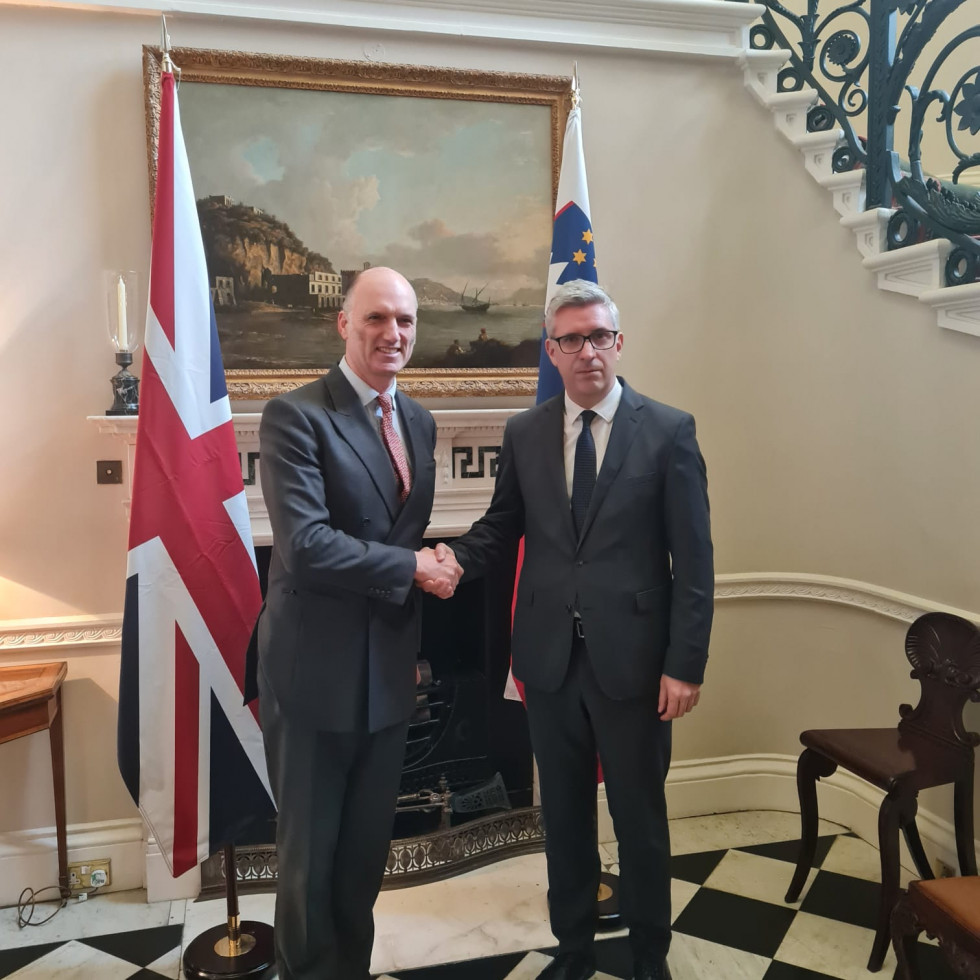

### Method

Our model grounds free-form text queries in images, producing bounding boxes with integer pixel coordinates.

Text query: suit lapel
[395,391,421,478]
[323,368,400,520]
[577,381,643,545]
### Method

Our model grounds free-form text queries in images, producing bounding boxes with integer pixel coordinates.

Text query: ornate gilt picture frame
[142,47,571,399]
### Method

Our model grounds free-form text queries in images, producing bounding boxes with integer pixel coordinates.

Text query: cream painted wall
[0,6,977,861]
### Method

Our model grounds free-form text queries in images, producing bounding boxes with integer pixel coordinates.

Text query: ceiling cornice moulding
[4,0,764,58]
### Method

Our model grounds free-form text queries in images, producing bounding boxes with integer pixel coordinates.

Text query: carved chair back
[898,612,980,751]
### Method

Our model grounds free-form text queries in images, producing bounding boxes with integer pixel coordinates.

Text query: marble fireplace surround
[94,406,542,898]
[93,407,524,541]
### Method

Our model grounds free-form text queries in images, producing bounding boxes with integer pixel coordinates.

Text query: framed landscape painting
[142,47,572,398]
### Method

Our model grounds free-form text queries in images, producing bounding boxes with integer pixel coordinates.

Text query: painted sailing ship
[460,282,491,314]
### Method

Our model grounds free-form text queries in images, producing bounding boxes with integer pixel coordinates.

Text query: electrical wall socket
[935,859,955,878]
[68,858,112,891]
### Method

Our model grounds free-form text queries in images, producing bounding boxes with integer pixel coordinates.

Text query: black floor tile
[737,834,838,869]
[0,941,63,979]
[672,887,797,958]
[908,940,964,980]
[594,935,634,978]
[390,949,527,979]
[126,971,179,980]
[764,961,848,980]
[799,870,881,931]
[670,848,727,884]
[79,923,183,967]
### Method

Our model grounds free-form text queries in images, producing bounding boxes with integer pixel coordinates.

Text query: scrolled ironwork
[739,0,980,284]
[747,0,869,162]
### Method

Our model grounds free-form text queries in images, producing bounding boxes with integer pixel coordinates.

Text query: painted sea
[217,304,544,371]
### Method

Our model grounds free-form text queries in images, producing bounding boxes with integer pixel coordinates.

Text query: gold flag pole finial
[571,62,581,108]
[160,14,174,73]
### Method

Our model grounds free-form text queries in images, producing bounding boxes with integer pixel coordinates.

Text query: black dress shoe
[633,957,672,980]
[537,951,597,980]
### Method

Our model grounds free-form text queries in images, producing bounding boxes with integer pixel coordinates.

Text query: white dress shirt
[338,356,407,449]
[562,380,623,499]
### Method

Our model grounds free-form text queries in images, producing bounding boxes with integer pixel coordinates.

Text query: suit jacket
[452,380,713,699]
[250,366,437,733]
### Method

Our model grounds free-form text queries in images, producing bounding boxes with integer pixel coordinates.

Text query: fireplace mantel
[89,408,522,540]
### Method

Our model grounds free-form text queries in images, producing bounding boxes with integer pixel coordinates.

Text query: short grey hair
[544,280,620,336]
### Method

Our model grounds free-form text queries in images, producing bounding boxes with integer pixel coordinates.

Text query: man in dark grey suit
[253,267,460,980]
[441,280,713,980]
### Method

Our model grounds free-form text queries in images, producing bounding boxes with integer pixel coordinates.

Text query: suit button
[576,560,585,567]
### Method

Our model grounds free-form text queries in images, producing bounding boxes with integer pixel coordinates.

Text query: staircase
[736,32,980,339]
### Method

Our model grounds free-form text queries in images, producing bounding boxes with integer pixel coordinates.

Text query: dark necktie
[571,410,597,536]
[377,393,411,502]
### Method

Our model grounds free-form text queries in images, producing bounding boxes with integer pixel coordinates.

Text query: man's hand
[658,674,701,721]
[414,546,462,599]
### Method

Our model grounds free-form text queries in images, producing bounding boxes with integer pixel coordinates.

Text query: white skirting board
[0,818,143,909]
[3,755,975,908]
[601,753,974,875]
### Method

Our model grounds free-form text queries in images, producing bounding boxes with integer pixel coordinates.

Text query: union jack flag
[117,67,274,878]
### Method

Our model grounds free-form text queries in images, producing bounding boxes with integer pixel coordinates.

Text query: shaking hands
[414,542,462,599]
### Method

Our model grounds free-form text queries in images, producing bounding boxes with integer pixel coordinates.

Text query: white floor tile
[667,931,771,980]
[670,878,701,923]
[504,951,553,978]
[4,940,140,980]
[820,833,915,884]
[371,853,553,974]
[167,899,186,926]
[147,942,182,978]
[670,811,845,856]
[703,848,819,908]
[774,910,897,980]
[0,889,171,950]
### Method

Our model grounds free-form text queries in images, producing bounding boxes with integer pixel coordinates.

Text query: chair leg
[953,774,977,877]
[870,794,904,973]
[901,804,933,881]
[890,891,922,980]
[786,748,837,903]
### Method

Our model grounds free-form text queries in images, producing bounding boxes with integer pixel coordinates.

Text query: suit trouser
[524,631,673,961]
[258,666,410,980]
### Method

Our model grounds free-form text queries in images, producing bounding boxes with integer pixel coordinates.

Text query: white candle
[116,275,129,350]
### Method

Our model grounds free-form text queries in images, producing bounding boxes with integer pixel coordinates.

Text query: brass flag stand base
[182,845,276,980]
[596,870,622,931]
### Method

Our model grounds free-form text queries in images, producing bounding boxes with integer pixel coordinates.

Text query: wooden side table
[0,662,69,891]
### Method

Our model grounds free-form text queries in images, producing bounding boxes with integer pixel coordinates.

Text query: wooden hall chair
[892,877,980,979]
[784,612,980,973]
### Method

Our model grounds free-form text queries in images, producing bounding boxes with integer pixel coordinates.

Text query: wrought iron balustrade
[739,0,980,285]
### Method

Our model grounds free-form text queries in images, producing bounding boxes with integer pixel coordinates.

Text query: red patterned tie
[377,393,411,502]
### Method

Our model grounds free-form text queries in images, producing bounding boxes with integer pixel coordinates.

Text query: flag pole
[147,24,275,978]
[160,14,173,73]
[182,845,275,979]
[563,62,620,931]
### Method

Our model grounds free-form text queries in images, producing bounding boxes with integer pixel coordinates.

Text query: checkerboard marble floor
[0,811,960,980]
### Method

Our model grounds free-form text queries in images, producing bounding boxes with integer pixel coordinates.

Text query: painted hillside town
[198,195,545,371]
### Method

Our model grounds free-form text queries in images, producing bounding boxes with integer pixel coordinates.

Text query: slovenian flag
[117,64,275,877]
[506,98,598,702]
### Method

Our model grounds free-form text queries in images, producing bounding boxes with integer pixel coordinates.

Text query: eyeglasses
[550,329,619,354]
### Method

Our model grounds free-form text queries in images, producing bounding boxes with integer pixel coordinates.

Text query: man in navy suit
[442,280,713,980]
[254,267,460,980]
